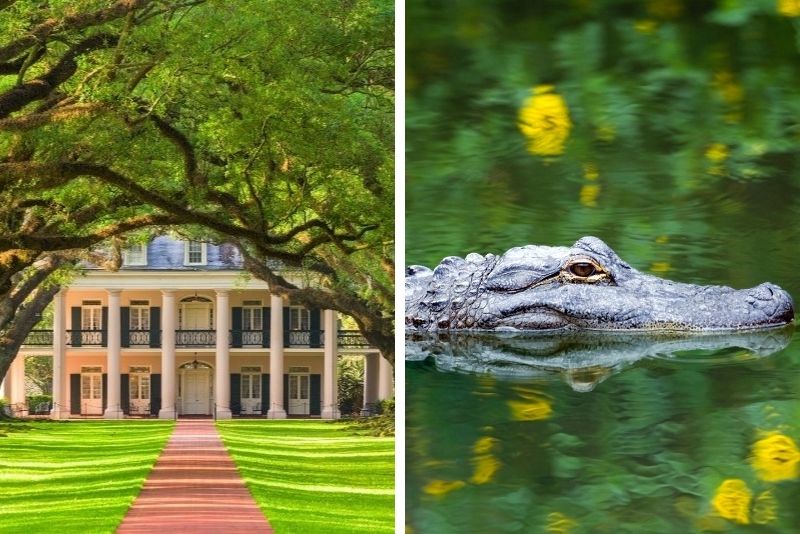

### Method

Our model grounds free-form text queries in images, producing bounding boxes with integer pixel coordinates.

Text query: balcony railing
[68,330,103,346]
[23,330,54,346]
[24,328,373,349]
[338,330,370,348]
[176,330,216,347]
[129,330,151,346]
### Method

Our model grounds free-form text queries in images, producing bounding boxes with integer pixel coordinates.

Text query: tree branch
[0,0,153,63]
[0,33,119,119]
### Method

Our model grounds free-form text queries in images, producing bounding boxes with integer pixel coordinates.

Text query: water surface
[406,1,800,531]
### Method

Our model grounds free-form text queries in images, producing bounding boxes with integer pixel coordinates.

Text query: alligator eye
[568,262,596,278]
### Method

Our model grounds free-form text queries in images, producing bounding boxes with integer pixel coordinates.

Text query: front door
[288,373,310,415]
[182,369,211,415]
[129,368,151,415]
[81,371,103,415]
[241,368,262,414]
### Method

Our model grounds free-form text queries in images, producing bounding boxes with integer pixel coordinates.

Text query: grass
[216,420,395,533]
[0,420,174,533]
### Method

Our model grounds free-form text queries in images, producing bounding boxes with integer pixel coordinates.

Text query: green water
[406,1,800,532]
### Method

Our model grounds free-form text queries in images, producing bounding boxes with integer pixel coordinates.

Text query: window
[290,307,310,331]
[242,301,262,330]
[82,301,102,330]
[80,366,102,401]
[241,366,262,400]
[130,366,151,401]
[130,300,150,331]
[122,243,147,266]
[184,241,207,265]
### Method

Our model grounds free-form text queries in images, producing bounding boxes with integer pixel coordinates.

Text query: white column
[362,353,379,414]
[321,309,339,419]
[0,374,6,400]
[267,293,286,418]
[215,289,231,419]
[159,290,176,419]
[9,354,26,415]
[377,355,394,400]
[104,289,123,419]
[51,290,67,419]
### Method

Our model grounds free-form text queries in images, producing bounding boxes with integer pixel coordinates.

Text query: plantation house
[1,237,392,419]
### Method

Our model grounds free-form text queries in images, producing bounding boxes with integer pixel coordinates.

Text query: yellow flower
[649,261,671,273]
[472,436,497,455]
[470,454,501,484]
[634,19,658,34]
[778,0,800,17]
[508,398,552,421]
[469,435,500,484]
[750,432,800,482]
[711,478,752,524]
[582,163,599,181]
[752,490,778,525]
[595,124,616,142]
[647,0,683,18]
[705,143,728,163]
[546,512,578,534]
[579,184,600,207]
[714,71,744,105]
[518,86,572,156]
[423,479,465,496]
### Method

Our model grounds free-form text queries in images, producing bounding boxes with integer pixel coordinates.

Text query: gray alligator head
[406,236,795,331]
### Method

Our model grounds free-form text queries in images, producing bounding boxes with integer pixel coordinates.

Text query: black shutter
[262,307,270,347]
[232,307,243,348]
[261,374,270,414]
[230,374,241,415]
[101,374,107,411]
[70,374,81,414]
[310,374,321,416]
[121,374,130,414]
[310,309,321,348]
[150,307,161,348]
[101,307,108,347]
[283,374,289,412]
[71,307,82,347]
[121,307,130,348]
[151,374,161,415]
[283,308,291,348]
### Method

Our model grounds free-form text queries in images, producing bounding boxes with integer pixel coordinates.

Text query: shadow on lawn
[0,422,34,436]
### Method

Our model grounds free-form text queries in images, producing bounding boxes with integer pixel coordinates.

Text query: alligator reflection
[406,328,800,533]
[406,327,794,392]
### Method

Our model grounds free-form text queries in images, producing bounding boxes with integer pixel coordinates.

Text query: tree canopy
[0,0,395,382]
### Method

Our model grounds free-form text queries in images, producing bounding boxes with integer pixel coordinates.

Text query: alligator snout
[746,283,795,325]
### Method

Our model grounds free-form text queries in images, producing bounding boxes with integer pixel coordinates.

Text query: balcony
[22,328,372,349]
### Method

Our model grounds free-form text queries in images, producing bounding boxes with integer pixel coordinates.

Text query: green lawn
[0,420,174,533]
[216,420,395,533]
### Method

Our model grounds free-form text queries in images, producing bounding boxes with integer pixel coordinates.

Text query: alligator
[406,236,795,332]
[406,327,793,391]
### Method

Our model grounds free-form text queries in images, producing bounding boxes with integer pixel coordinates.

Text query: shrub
[26,395,52,415]
[337,357,364,416]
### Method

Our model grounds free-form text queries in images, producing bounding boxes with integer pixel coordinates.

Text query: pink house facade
[2,237,393,419]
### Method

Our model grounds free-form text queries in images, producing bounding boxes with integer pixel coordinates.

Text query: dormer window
[185,241,207,265]
[122,243,147,266]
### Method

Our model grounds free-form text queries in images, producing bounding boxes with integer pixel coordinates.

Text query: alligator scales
[405,237,795,331]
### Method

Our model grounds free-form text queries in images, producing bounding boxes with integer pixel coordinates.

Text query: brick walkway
[117,419,273,533]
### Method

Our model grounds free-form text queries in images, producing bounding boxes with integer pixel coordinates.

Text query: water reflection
[406,331,800,532]
[406,327,793,391]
